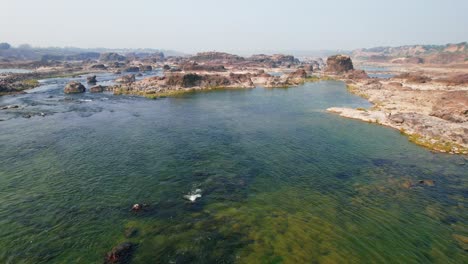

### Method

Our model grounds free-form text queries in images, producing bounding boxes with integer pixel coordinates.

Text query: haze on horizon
[2,0,467,54]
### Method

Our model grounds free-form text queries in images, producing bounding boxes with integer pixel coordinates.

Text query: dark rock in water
[418,180,435,186]
[136,73,143,77]
[105,242,134,264]
[1,105,19,110]
[139,65,152,72]
[90,85,106,93]
[163,64,171,70]
[124,66,140,73]
[114,70,122,75]
[116,74,136,84]
[23,114,31,118]
[131,204,142,212]
[87,75,97,84]
[325,55,354,73]
[64,81,86,94]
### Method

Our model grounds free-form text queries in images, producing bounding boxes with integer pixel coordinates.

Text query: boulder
[325,55,354,73]
[139,65,152,72]
[64,81,86,94]
[87,75,97,84]
[116,74,136,84]
[89,85,106,93]
[124,66,140,73]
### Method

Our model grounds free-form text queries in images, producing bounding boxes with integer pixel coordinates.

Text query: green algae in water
[0,81,467,263]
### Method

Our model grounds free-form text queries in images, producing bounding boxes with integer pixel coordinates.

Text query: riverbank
[327,63,468,154]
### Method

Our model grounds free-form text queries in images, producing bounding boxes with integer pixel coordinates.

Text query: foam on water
[184,188,202,202]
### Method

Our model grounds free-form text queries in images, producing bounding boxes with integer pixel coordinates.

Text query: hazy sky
[2,0,467,53]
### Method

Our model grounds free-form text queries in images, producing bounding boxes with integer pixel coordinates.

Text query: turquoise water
[0,79,467,263]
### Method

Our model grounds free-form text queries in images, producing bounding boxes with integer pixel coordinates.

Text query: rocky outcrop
[328,75,468,154]
[248,54,300,67]
[165,73,254,88]
[115,74,136,84]
[430,91,468,123]
[190,52,244,63]
[286,69,307,84]
[343,70,369,80]
[99,52,126,62]
[64,81,85,94]
[182,62,226,72]
[325,55,354,73]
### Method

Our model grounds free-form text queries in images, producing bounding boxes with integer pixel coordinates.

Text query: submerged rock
[105,242,134,264]
[124,227,138,238]
[64,81,86,94]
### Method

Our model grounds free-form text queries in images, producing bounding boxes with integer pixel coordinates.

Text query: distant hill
[352,42,468,64]
[0,44,186,61]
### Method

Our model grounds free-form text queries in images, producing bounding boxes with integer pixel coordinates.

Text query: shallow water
[0,78,467,263]
[0,68,33,74]
[356,65,395,79]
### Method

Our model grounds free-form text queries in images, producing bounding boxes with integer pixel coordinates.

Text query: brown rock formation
[325,55,354,73]
[64,81,85,94]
